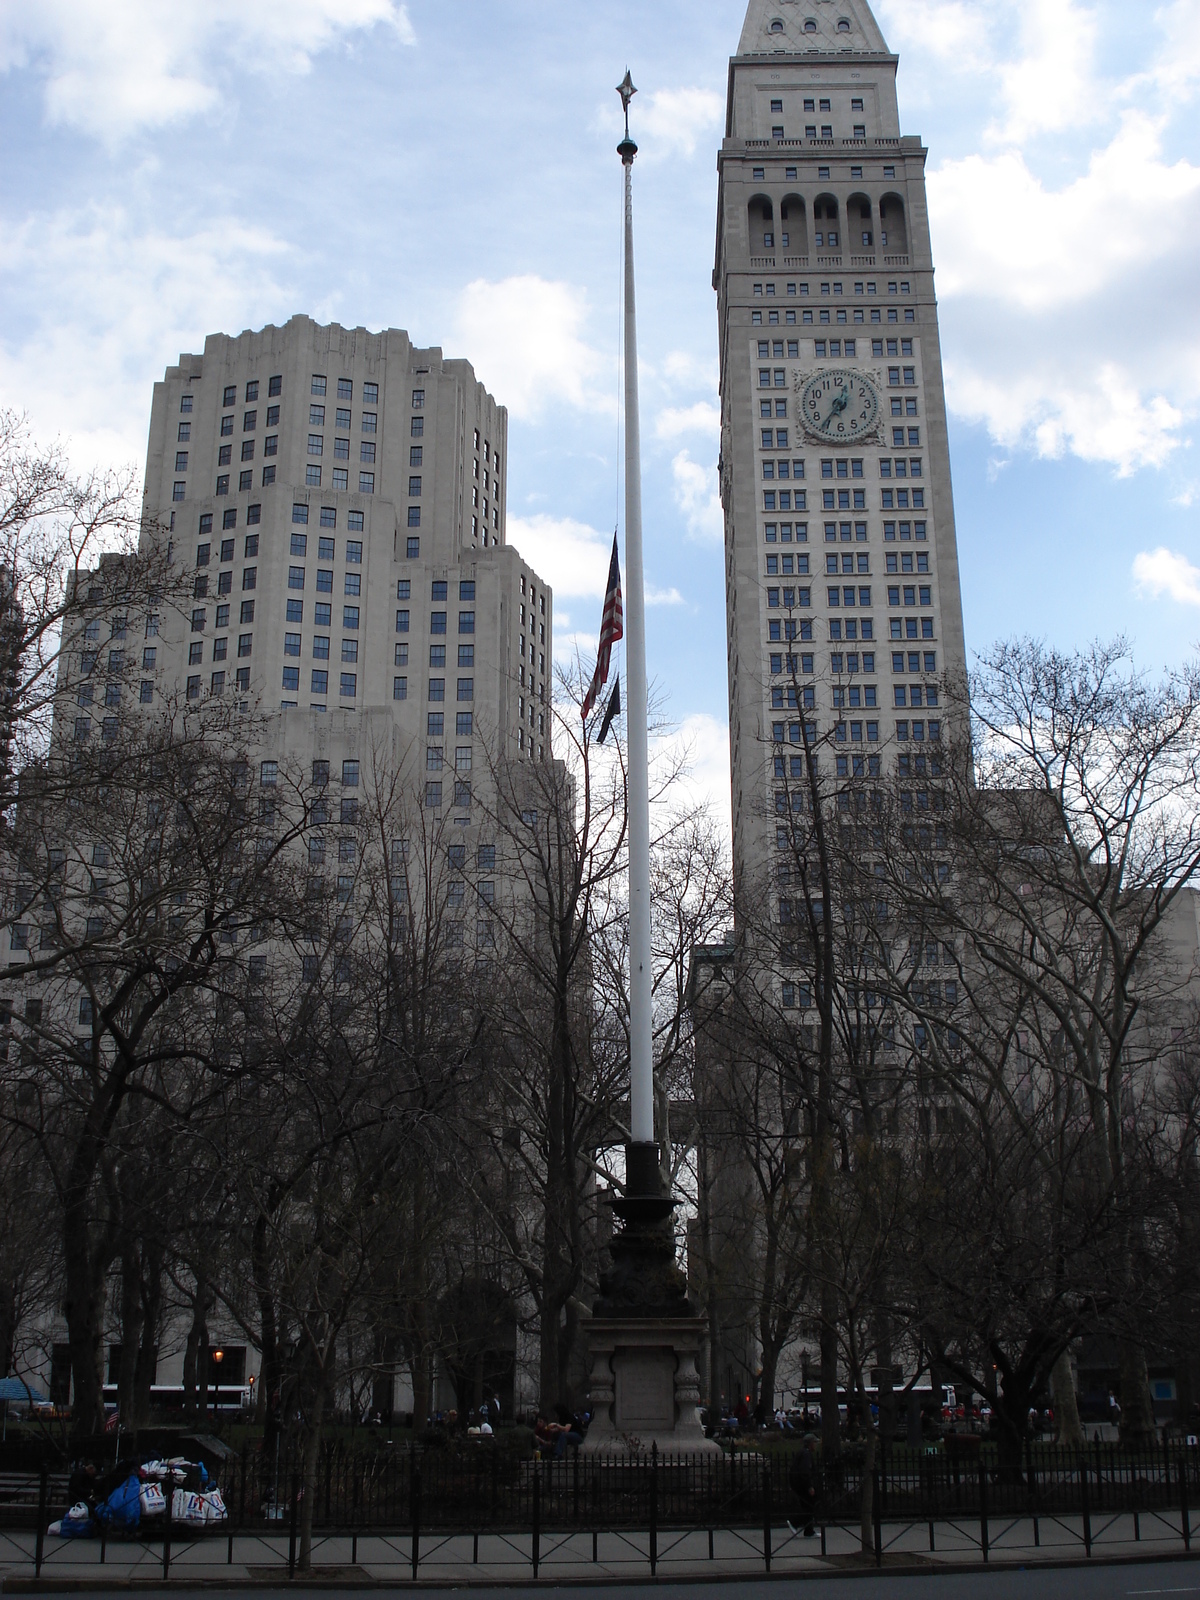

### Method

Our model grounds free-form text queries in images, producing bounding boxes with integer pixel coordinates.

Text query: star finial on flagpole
[617,70,636,141]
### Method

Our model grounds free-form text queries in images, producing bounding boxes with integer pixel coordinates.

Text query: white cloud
[873,0,991,68]
[1143,0,1200,99]
[637,87,724,159]
[929,113,1200,472]
[656,401,720,441]
[651,713,732,842]
[506,514,614,600]
[989,0,1099,144]
[646,585,685,607]
[929,115,1200,311]
[947,359,1186,475]
[454,276,611,422]
[0,205,293,472]
[671,450,723,543]
[0,0,414,143]
[1132,547,1200,606]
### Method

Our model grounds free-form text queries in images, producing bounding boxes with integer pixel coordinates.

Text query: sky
[3,0,1200,833]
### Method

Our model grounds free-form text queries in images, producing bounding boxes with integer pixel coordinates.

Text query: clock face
[800,370,880,442]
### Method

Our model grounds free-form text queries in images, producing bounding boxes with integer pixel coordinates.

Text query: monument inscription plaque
[615,1351,674,1427]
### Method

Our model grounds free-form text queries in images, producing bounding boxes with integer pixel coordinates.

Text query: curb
[4,1547,1199,1591]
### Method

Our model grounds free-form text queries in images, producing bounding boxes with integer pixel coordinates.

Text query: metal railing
[1,1440,1195,1579]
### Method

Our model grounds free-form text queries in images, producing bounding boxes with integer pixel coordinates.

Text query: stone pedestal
[582,1143,719,1457]
[582,1317,720,1455]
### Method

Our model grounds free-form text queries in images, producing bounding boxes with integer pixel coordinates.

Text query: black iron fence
[2,1440,1196,1578]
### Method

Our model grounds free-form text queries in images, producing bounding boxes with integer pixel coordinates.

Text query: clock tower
[715,0,968,927]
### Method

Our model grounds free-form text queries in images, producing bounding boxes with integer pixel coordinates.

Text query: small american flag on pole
[582,531,624,720]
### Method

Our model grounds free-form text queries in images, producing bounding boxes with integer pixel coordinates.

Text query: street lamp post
[211,1349,224,1427]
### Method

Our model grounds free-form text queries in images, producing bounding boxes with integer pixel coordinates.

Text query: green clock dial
[800,370,880,442]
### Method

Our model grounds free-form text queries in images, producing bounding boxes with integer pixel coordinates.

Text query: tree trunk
[252,1213,280,1452]
[0,1279,17,1378]
[859,1423,877,1556]
[1051,1348,1083,1447]
[182,1282,210,1424]
[134,1244,163,1430]
[1118,1336,1157,1447]
[297,1375,329,1572]
[61,1222,107,1439]
[117,1246,143,1427]
[819,1281,841,1463]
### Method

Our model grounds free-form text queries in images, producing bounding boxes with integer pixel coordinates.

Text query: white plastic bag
[199,1488,227,1523]
[140,1482,166,1517]
[172,1489,206,1525]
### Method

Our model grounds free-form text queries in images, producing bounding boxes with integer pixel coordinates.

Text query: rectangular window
[343,605,360,629]
[363,382,378,403]
[406,536,420,558]
[458,610,475,634]
[332,467,348,489]
[428,677,445,702]
[393,675,407,699]
[430,611,447,634]
[344,573,361,596]
[242,567,257,591]
[316,568,332,591]
[457,677,474,701]
[396,609,410,632]
[282,666,299,691]
[237,634,252,657]
[313,635,329,658]
[359,472,375,493]
[361,441,377,463]
[312,376,327,397]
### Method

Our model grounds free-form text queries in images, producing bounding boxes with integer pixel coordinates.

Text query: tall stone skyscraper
[136,314,552,798]
[716,0,968,922]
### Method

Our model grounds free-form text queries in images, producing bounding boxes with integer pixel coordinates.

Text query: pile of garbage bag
[47,1456,227,1538]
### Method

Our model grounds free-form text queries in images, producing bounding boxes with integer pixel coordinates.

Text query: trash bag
[199,1488,227,1523]
[172,1489,207,1525]
[139,1482,167,1517]
[54,1504,94,1539]
[95,1474,141,1533]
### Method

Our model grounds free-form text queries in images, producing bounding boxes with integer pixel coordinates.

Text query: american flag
[582,532,624,720]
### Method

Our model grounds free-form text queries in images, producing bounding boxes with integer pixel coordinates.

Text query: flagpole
[617,76,655,1157]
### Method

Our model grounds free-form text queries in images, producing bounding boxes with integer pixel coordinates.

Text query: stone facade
[716,0,968,917]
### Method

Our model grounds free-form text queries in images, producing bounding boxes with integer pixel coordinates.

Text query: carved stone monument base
[582,1317,721,1456]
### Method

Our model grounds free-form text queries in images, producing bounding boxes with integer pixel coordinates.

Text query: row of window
[773,682,879,709]
[764,519,926,545]
[751,280,911,297]
[758,367,916,393]
[760,336,915,363]
[764,489,926,512]
[759,396,920,421]
[393,611,476,635]
[299,469,375,493]
[182,377,282,416]
[311,377,381,403]
[753,307,915,326]
[307,435,377,463]
[770,716,943,748]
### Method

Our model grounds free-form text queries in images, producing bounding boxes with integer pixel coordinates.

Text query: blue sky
[3,0,1200,824]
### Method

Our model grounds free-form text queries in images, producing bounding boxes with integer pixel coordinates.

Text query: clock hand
[822,387,850,426]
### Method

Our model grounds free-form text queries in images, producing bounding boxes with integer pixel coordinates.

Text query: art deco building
[715,0,969,922]
[137,314,552,787]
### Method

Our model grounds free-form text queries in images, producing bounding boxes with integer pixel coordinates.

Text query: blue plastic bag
[95,1474,141,1532]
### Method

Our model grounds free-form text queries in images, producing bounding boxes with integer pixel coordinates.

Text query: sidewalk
[0,1512,1194,1587]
